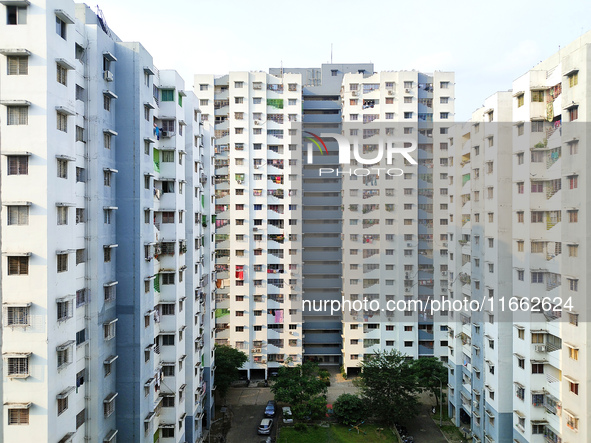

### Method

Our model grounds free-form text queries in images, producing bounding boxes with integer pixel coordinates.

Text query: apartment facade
[339,70,455,373]
[195,72,304,378]
[447,32,591,443]
[0,2,214,442]
[447,92,514,443]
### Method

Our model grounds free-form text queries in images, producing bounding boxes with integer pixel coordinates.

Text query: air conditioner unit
[253,227,259,231]
[289,332,295,335]
[405,287,411,292]
[290,285,295,289]
[407,243,412,247]
[352,91,359,96]
[387,90,394,96]
[104,70,114,82]
[162,131,175,138]
[260,359,267,364]
[535,345,546,353]
[443,242,448,247]
[405,273,410,279]
[252,348,261,353]
[441,271,448,276]
[405,88,411,93]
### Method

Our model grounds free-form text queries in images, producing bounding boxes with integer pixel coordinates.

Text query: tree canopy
[213,345,248,402]
[333,393,366,426]
[411,357,448,406]
[271,362,328,420]
[358,350,420,425]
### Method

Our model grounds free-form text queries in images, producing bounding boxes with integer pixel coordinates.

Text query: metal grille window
[103,394,117,417]
[8,409,29,425]
[8,256,28,275]
[56,111,68,132]
[57,299,72,321]
[104,133,111,149]
[104,285,116,302]
[75,409,85,429]
[7,206,28,225]
[103,320,117,340]
[57,253,68,272]
[56,64,67,85]
[7,357,28,376]
[57,207,68,225]
[103,95,111,111]
[7,106,28,125]
[7,56,27,75]
[7,155,28,175]
[57,343,73,368]
[6,306,29,325]
[75,249,85,264]
[57,159,68,178]
[76,208,85,224]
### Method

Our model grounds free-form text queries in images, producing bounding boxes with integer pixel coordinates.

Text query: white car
[258,418,273,435]
[282,406,293,424]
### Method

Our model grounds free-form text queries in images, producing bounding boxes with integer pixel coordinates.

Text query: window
[7,5,27,24]
[440,112,449,119]
[104,209,113,224]
[568,72,578,87]
[57,63,67,86]
[569,382,579,395]
[7,155,28,175]
[6,305,30,326]
[517,124,524,136]
[103,394,116,417]
[7,205,28,226]
[7,356,29,376]
[103,247,111,263]
[568,278,578,292]
[57,299,72,321]
[531,272,543,283]
[57,343,72,368]
[7,106,28,125]
[235,97,244,104]
[103,94,111,111]
[404,112,413,119]
[55,16,66,39]
[568,244,578,257]
[568,210,578,223]
[57,112,68,132]
[7,56,27,75]
[103,320,117,340]
[75,248,85,265]
[531,90,544,102]
[161,89,174,101]
[8,408,29,425]
[57,253,68,272]
[569,106,579,121]
[162,273,174,285]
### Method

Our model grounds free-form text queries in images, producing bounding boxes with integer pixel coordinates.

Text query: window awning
[512,91,524,97]
[56,58,76,70]
[0,100,31,106]
[144,137,156,143]
[563,102,578,110]
[4,402,31,409]
[145,102,156,110]
[0,48,31,56]
[0,0,30,6]
[144,412,155,422]
[103,90,118,99]
[2,252,31,257]
[143,66,155,75]
[103,129,118,136]
[103,281,118,287]
[56,154,76,161]
[563,67,578,76]
[104,244,118,249]
[103,167,118,173]
[1,151,32,156]
[56,386,75,399]
[103,392,118,403]
[2,201,31,207]
[103,206,118,210]
[55,202,75,207]
[56,340,75,351]
[3,352,32,358]
[513,410,525,418]
[55,105,75,116]
[563,375,578,384]
[102,51,117,62]
[103,319,118,326]
[104,355,118,365]
[2,302,31,308]
[55,9,74,24]
[103,429,118,443]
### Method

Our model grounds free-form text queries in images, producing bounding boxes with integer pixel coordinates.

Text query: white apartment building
[195,72,304,378]
[447,92,515,443]
[0,2,214,442]
[339,71,455,373]
[510,35,589,443]
[447,31,591,443]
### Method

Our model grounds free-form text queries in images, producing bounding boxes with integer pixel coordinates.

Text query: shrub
[294,423,308,432]
[333,394,366,426]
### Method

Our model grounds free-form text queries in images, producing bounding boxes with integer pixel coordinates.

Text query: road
[225,388,277,443]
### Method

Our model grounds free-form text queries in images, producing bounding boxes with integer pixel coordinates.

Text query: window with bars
[8,408,29,425]
[7,256,28,275]
[6,306,29,326]
[57,299,72,321]
[57,111,68,132]
[57,253,68,272]
[57,63,67,85]
[7,106,28,125]
[7,56,27,75]
[7,357,29,376]
[7,206,28,225]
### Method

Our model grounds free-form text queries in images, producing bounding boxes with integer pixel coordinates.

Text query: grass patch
[278,424,399,443]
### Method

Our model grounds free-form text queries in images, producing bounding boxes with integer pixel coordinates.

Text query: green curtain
[153,149,160,173]
[154,274,160,292]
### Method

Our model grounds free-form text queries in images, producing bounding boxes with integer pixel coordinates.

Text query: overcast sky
[95,0,591,120]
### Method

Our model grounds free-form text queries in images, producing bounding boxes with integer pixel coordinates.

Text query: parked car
[259,438,272,443]
[282,406,293,424]
[264,400,276,417]
[258,418,273,435]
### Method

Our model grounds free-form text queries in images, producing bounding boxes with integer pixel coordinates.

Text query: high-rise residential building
[0,1,214,442]
[271,64,374,366]
[195,72,304,377]
[447,31,591,443]
[339,71,455,373]
[447,92,514,443]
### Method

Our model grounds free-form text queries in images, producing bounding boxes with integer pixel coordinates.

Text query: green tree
[271,362,328,420]
[358,350,420,425]
[213,345,248,403]
[333,394,366,426]
[412,357,448,407]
